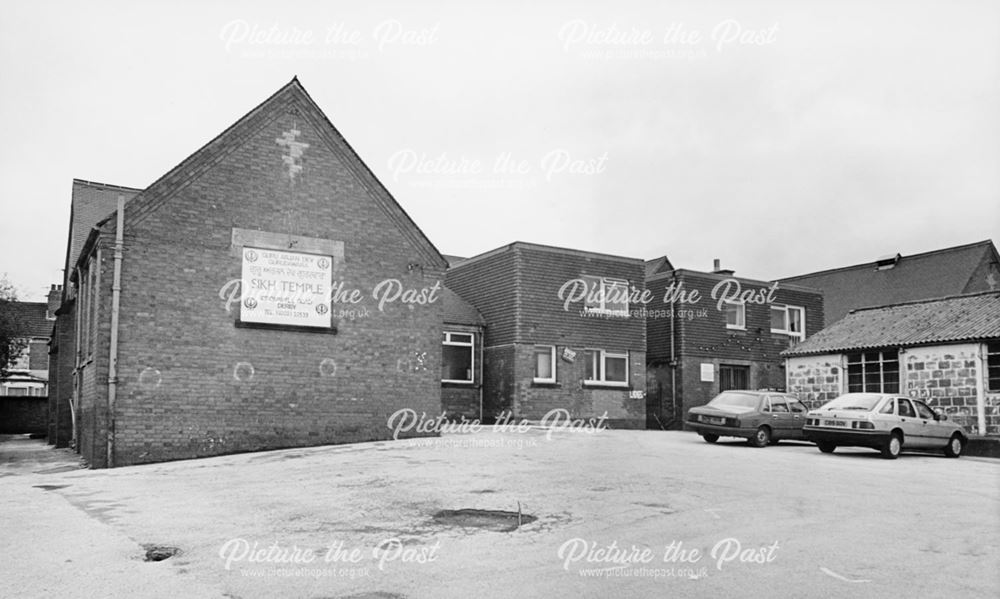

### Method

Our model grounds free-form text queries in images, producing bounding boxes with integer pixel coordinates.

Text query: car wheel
[749,426,771,448]
[701,433,719,444]
[944,434,963,458]
[817,442,836,454]
[880,433,902,459]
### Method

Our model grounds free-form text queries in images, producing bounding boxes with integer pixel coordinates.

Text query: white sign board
[240,247,332,328]
[700,363,715,382]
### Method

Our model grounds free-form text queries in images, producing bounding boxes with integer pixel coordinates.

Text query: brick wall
[786,354,843,409]
[504,343,646,428]
[47,310,76,447]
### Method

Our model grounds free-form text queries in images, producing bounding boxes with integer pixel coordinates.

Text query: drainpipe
[71,265,83,449]
[975,344,986,435]
[478,326,485,421]
[669,295,677,424]
[107,196,125,468]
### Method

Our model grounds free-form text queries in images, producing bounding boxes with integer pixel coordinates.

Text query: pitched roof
[782,291,1000,356]
[441,286,485,326]
[64,179,143,287]
[0,302,51,338]
[644,256,674,279]
[115,77,445,270]
[779,240,1000,325]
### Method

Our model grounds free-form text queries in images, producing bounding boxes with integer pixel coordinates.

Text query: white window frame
[770,304,805,341]
[724,300,745,330]
[533,345,557,383]
[584,348,629,387]
[582,276,630,317]
[442,332,475,384]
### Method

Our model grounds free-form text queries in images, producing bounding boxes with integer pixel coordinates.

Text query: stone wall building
[783,291,1000,435]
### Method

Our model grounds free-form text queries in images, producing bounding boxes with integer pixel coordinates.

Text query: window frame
[723,300,746,330]
[846,350,900,393]
[582,276,630,318]
[770,304,806,341]
[533,345,557,384]
[987,342,1000,393]
[441,331,475,384]
[584,348,629,387]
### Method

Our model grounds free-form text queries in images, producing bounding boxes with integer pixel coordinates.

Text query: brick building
[445,242,647,428]
[48,179,144,447]
[645,260,824,428]
[779,240,1000,325]
[51,78,447,467]
[783,291,1000,436]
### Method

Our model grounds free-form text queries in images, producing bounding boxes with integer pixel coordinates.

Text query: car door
[912,399,948,448]
[786,397,808,440]
[895,398,926,448]
[766,396,794,439]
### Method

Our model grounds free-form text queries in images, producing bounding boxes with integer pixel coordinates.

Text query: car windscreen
[707,393,760,409]
[819,394,885,412]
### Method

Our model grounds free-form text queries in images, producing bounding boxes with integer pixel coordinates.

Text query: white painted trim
[532,345,557,383]
[975,344,987,435]
[442,331,475,384]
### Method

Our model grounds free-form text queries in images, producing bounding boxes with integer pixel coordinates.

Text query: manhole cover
[143,545,181,562]
[432,509,537,532]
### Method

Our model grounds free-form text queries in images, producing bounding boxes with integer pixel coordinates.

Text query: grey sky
[1,0,997,301]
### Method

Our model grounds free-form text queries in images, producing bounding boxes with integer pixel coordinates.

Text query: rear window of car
[820,394,885,412]
[708,392,761,408]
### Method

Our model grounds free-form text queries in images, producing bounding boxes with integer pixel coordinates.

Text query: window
[898,398,915,418]
[724,300,745,329]
[847,350,899,393]
[769,398,789,412]
[584,349,628,386]
[913,400,935,420]
[789,400,806,413]
[880,399,895,414]
[719,364,749,391]
[582,276,629,317]
[442,332,474,383]
[533,345,556,383]
[770,305,805,340]
[988,342,1000,392]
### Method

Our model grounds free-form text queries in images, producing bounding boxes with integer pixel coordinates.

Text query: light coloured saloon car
[803,392,967,459]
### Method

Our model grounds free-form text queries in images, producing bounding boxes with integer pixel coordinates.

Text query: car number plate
[704,416,725,425]
[823,419,847,427]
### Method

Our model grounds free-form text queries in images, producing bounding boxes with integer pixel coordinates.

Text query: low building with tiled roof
[782,291,1000,436]
[779,240,1000,326]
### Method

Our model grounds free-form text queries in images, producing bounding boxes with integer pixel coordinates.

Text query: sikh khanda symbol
[276,128,310,181]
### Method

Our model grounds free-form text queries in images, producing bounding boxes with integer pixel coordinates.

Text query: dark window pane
[442,345,472,381]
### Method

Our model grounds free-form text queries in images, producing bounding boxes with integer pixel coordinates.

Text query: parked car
[802,393,967,459]
[686,390,809,447]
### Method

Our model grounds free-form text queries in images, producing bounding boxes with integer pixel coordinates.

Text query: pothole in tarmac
[432,508,538,532]
[142,545,181,562]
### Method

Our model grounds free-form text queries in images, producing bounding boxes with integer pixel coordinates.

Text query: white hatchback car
[803,393,968,459]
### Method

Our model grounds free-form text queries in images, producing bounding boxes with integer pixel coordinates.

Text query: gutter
[106,196,125,468]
